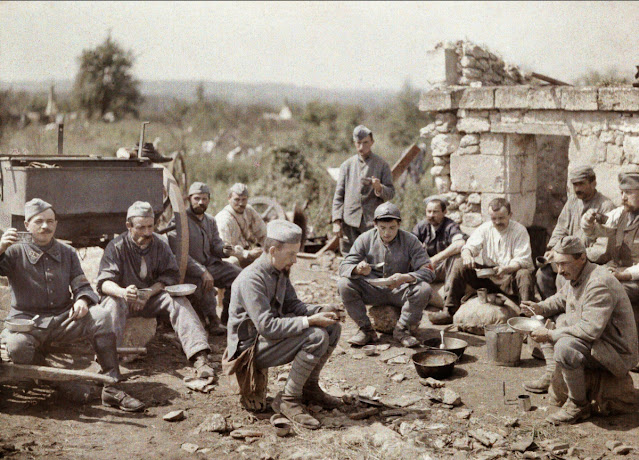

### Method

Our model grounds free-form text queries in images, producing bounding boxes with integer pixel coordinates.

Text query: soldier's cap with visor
[353,125,373,141]
[374,202,402,221]
[423,195,449,208]
[619,171,639,191]
[554,236,586,255]
[25,198,54,222]
[568,165,596,183]
[188,181,210,196]
[127,201,154,220]
[266,219,303,244]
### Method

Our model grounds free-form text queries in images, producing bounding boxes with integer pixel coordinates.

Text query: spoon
[371,262,385,270]
[439,329,446,349]
[523,305,544,322]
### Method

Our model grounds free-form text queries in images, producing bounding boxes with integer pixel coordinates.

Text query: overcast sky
[1,1,638,91]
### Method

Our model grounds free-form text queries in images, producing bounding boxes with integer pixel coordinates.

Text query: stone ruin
[419,41,639,247]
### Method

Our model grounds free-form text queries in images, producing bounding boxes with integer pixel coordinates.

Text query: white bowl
[165,284,197,297]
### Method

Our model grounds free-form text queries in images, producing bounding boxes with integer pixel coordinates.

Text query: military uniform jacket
[0,239,98,327]
[331,153,395,228]
[539,262,638,377]
[97,232,179,293]
[226,253,321,359]
[412,217,466,258]
[548,192,614,262]
[339,228,435,284]
[168,208,226,279]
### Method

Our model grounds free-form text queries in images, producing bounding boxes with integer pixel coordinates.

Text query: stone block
[481,192,537,227]
[419,89,463,112]
[624,136,639,164]
[420,123,437,137]
[462,212,483,228]
[462,67,483,80]
[451,154,521,193]
[463,42,489,60]
[479,133,505,155]
[457,115,490,133]
[460,55,479,68]
[122,317,157,348]
[457,145,480,155]
[423,47,460,87]
[435,175,452,193]
[598,88,639,111]
[460,134,480,147]
[505,134,531,156]
[560,87,598,111]
[527,86,561,109]
[568,135,606,166]
[607,144,624,165]
[599,130,615,144]
[448,210,462,223]
[520,154,538,193]
[459,88,495,110]
[431,133,461,155]
[430,165,450,176]
[494,86,530,109]
[467,193,481,204]
[591,163,621,205]
[433,156,450,165]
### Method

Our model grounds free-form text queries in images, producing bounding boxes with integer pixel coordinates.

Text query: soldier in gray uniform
[0,199,144,412]
[522,237,637,425]
[98,201,215,380]
[338,202,435,347]
[536,165,614,299]
[226,220,342,429]
[332,125,395,254]
[168,182,242,333]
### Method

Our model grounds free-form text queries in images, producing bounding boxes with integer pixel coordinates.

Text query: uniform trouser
[340,221,372,255]
[536,264,558,300]
[337,277,432,330]
[205,260,242,325]
[444,258,534,312]
[185,276,218,320]
[620,280,639,357]
[553,335,605,401]
[0,304,120,380]
[103,292,210,360]
[254,323,341,369]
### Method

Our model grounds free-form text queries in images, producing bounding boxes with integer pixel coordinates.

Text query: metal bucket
[484,323,523,367]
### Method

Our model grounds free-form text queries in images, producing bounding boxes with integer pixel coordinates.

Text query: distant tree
[575,68,632,87]
[73,35,143,118]
[386,81,426,147]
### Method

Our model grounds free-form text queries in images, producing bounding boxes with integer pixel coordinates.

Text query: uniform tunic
[331,153,395,252]
[215,204,267,250]
[538,262,638,376]
[412,217,466,282]
[338,228,434,329]
[227,253,339,366]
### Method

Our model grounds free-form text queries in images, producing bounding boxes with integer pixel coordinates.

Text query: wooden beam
[391,144,422,182]
[0,363,118,384]
[297,235,339,260]
[530,72,572,87]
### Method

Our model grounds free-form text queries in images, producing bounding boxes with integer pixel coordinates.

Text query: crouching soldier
[0,199,144,411]
[98,201,215,381]
[522,236,638,425]
[225,220,342,429]
[338,202,434,348]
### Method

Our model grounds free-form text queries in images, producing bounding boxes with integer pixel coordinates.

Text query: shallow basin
[412,349,458,379]
[422,337,468,359]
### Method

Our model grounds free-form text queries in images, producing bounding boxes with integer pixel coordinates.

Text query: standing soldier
[332,125,395,254]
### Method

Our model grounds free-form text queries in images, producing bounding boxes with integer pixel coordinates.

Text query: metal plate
[507,317,544,333]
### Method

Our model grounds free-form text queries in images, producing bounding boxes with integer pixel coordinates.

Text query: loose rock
[612,445,633,455]
[390,373,405,383]
[230,429,264,439]
[420,377,445,388]
[442,388,462,406]
[163,410,185,422]
[195,413,228,433]
[605,440,622,451]
[456,409,472,420]
[181,443,199,453]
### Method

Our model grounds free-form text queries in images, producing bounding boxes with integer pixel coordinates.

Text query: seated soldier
[215,183,267,268]
[168,182,242,334]
[226,220,342,430]
[338,202,434,347]
[0,199,144,412]
[98,201,215,381]
[522,236,638,424]
[431,197,534,325]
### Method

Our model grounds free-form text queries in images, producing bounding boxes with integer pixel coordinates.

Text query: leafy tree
[575,68,632,87]
[73,35,143,118]
[386,81,427,147]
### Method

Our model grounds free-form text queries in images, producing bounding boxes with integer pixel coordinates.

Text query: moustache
[39,229,53,234]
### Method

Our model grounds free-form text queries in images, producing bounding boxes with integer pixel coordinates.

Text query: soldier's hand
[370,177,382,195]
[130,299,146,313]
[531,327,552,343]
[543,250,553,262]
[583,208,598,225]
[248,247,263,259]
[308,312,339,327]
[124,285,138,303]
[610,267,632,282]
[387,273,411,290]
[201,271,215,293]
[461,250,475,269]
[521,301,542,317]
[355,260,371,276]
[332,221,343,237]
[69,299,89,321]
[223,244,234,257]
[0,228,18,252]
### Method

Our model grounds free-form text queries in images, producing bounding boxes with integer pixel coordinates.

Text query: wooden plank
[391,144,422,182]
[531,72,571,87]
[297,235,339,260]
[47,344,147,355]
[0,363,118,384]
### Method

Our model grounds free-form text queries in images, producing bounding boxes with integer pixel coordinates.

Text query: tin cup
[535,256,548,268]
[16,232,34,244]
[517,394,532,411]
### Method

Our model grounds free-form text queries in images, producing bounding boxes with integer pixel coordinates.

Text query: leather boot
[546,399,591,425]
[428,309,453,325]
[524,372,553,393]
[279,394,321,430]
[102,386,146,412]
[347,327,377,347]
[93,333,124,383]
[393,324,420,348]
[303,347,341,408]
[192,351,216,380]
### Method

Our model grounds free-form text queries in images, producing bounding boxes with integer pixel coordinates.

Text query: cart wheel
[154,165,189,282]
[168,150,188,195]
[249,196,286,223]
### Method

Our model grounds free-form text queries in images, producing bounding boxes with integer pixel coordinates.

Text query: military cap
[553,236,586,255]
[25,198,54,222]
[619,172,639,191]
[568,165,596,183]
[374,202,401,221]
[424,195,449,208]
[188,181,210,196]
[266,219,302,243]
[126,201,154,220]
[353,125,373,141]
[228,183,249,197]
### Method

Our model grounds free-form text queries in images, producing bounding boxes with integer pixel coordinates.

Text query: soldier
[332,125,395,254]
[582,170,639,363]
[98,201,215,380]
[432,198,534,325]
[168,182,242,334]
[0,199,144,412]
[338,202,434,347]
[226,220,342,429]
[522,237,638,424]
[536,165,614,299]
[215,183,267,268]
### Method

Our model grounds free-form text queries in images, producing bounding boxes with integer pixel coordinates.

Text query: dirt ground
[1,248,638,460]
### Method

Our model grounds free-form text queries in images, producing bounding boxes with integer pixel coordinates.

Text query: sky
[1,1,638,91]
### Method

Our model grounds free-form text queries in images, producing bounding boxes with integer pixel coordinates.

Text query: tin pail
[484,323,523,367]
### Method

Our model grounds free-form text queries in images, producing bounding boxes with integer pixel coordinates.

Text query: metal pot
[412,349,458,379]
[422,337,468,359]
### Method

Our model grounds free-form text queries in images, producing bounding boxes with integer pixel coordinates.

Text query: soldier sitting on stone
[522,236,638,425]
[338,202,434,348]
[431,197,534,325]
[0,199,145,412]
[225,220,342,429]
